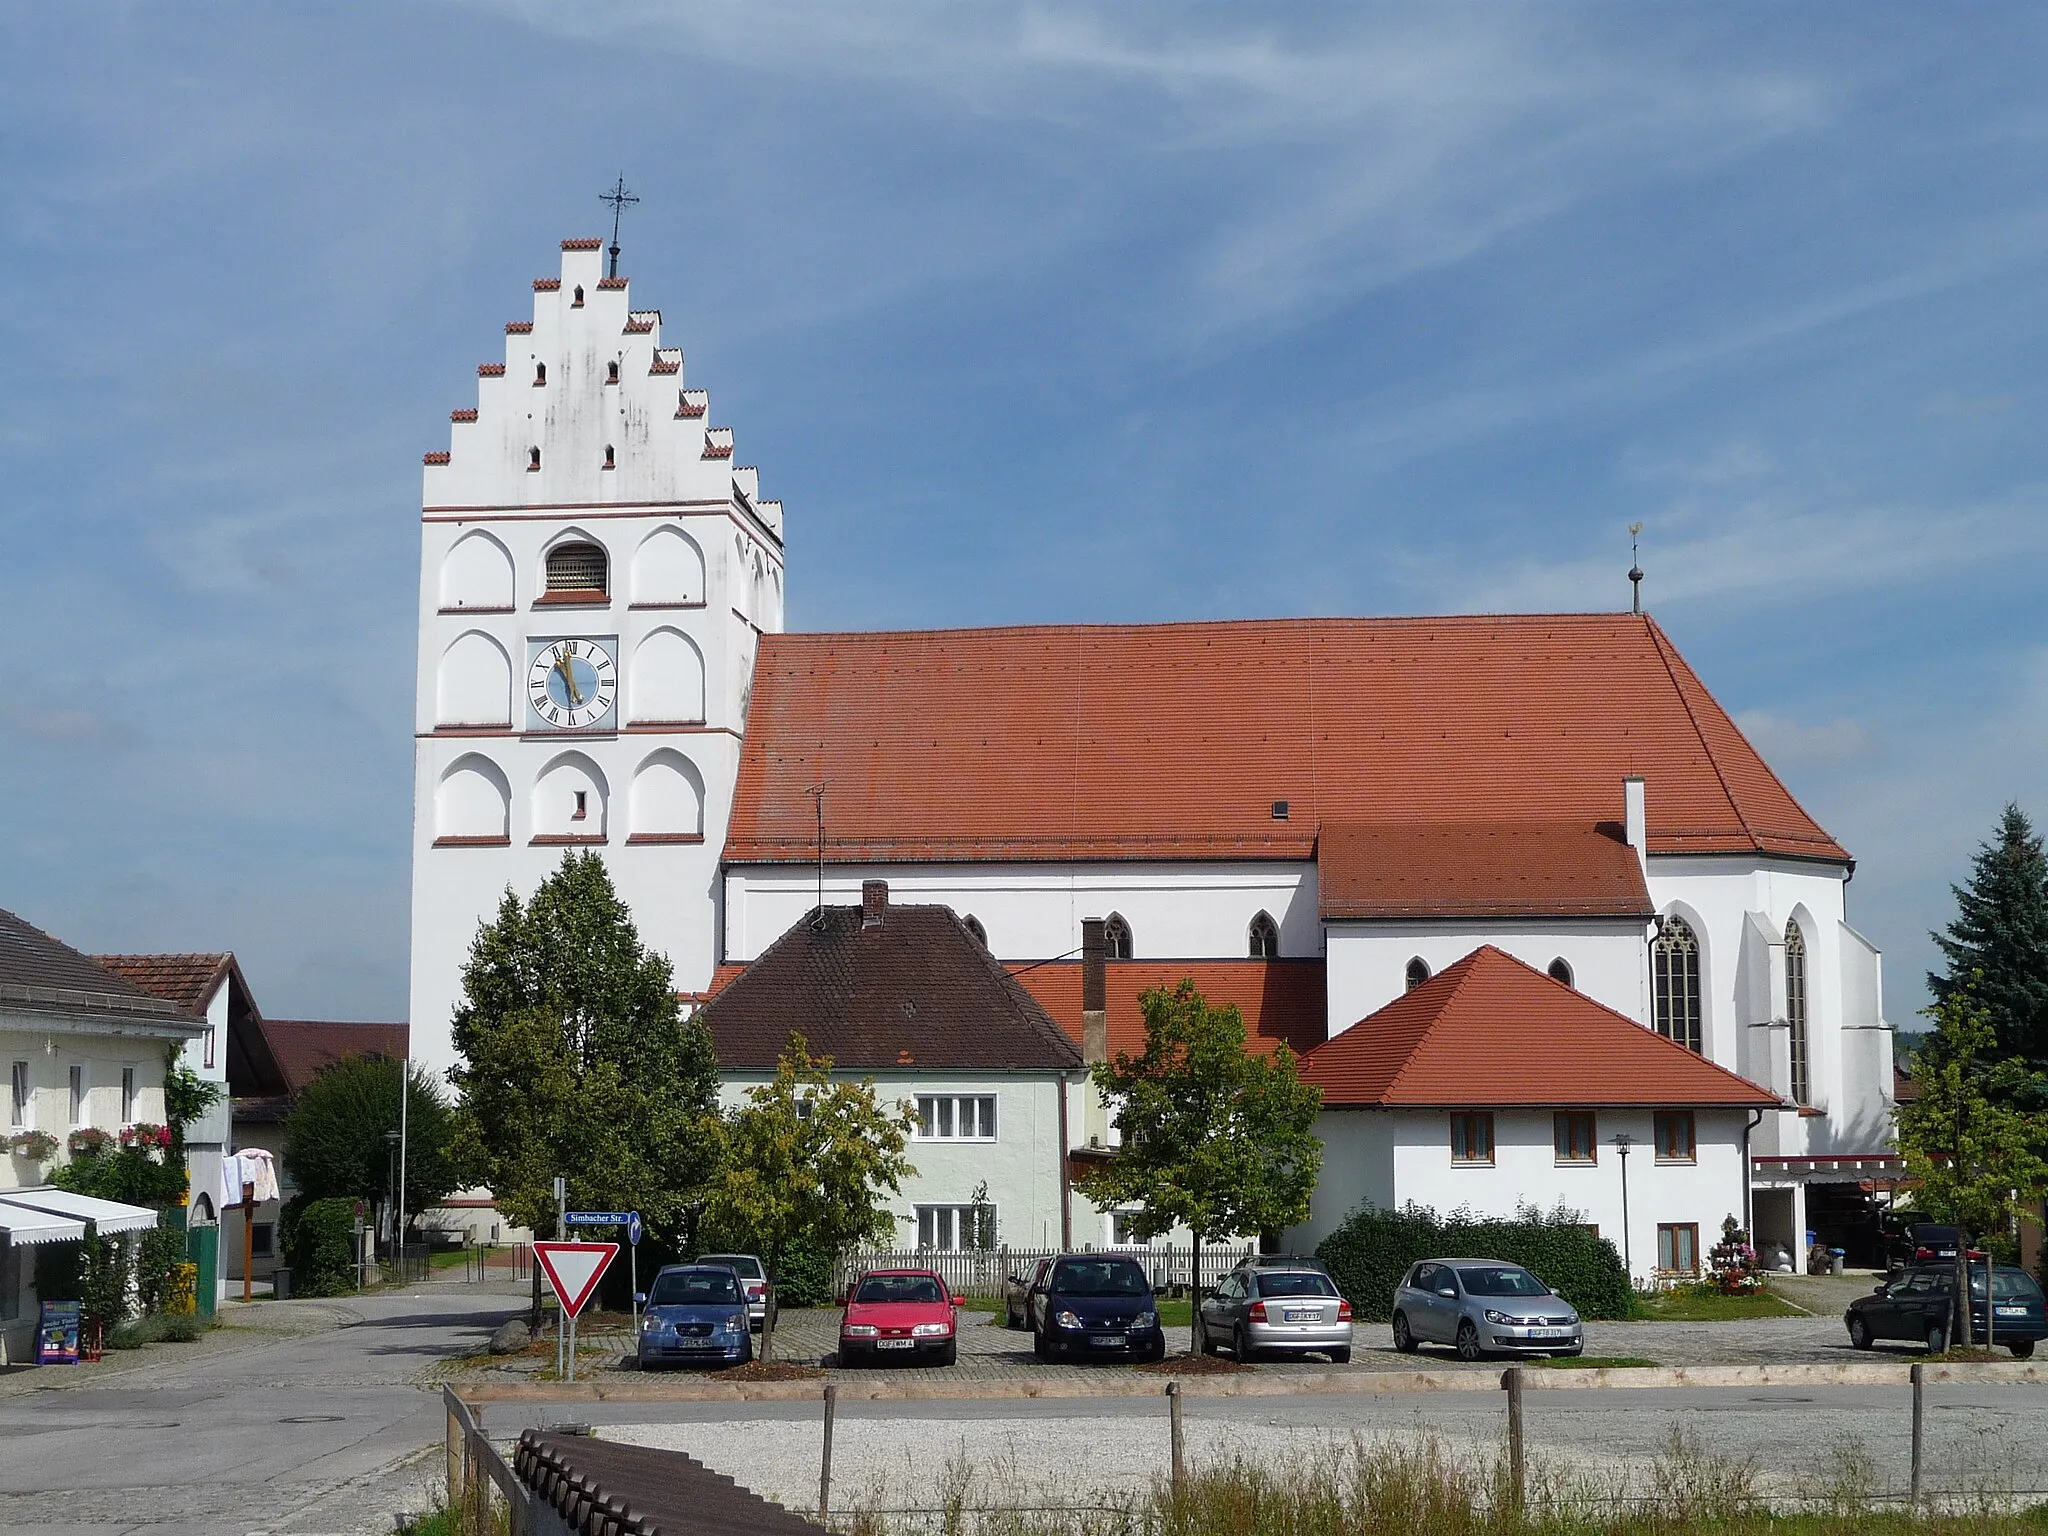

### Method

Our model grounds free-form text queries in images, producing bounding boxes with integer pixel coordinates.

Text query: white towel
[242,1148,281,1204]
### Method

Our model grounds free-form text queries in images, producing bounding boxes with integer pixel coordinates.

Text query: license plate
[1282,1309,1318,1323]
[1997,1306,2028,1317]
[1526,1329,1568,1339]
[1090,1335,1124,1347]
[878,1338,914,1349]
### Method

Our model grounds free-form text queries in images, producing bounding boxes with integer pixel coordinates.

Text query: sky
[2,4,2043,1026]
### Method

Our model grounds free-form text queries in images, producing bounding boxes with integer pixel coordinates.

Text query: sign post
[533,1241,617,1384]
[552,1177,566,1378]
[627,1212,643,1336]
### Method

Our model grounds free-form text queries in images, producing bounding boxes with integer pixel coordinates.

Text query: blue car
[637,1263,753,1369]
[1031,1254,1166,1363]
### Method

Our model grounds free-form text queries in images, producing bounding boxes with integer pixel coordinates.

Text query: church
[409,239,1899,1277]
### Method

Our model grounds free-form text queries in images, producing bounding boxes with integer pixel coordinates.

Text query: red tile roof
[1319,822,1654,919]
[1299,946,1781,1108]
[257,1019,409,1094]
[92,953,232,1014]
[724,615,1847,867]
[1009,960,1327,1060]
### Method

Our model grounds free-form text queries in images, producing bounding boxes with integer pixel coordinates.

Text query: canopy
[0,1187,161,1239]
[0,1196,86,1247]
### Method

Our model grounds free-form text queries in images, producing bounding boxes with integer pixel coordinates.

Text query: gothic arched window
[1248,912,1279,959]
[963,915,987,947]
[1652,916,1703,1054]
[1786,920,1810,1104]
[1103,913,1133,961]
[1547,957,1575,988]
[1405,957,1432,992]
[545,541,608,599]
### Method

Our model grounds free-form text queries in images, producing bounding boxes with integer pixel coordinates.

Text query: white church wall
[1323,919,1649,1035]
[436,631,513,726]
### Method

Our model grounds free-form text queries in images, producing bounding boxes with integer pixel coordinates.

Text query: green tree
[450,852,721,1240]
[698,1034,916,1357]
[1077,979,1324,1290]
[281,1055,460,1228]
[1930,804,2048,1068]
[1896,985,2048,1262]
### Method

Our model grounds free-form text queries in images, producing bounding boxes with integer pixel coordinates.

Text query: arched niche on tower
[629,628,706,725]
[631,526,706,607]
[532,752,609,841]
[628,749,706,842]
[439,531,514,612]
[436,631,512,727]
[435,754,511,844]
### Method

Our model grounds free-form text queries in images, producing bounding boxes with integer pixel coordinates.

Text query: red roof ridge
[765,612,1650,647]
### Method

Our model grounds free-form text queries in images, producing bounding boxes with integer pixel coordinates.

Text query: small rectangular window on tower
[572,790,588,822]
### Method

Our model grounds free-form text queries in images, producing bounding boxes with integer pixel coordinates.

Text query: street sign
[533,1241,618,1318]
[564,1210,631,1226]
[626,1212,642,1246]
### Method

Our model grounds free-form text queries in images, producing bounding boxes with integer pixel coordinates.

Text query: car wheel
[1032,1327,1050,1361]
[1392,1313,1418,1354]
[1926,1320,1949,1355]
[1144,1338,1167,1364]
[740,1338,754,1366]
[1847,1316,1873,1351]
[1328,1347,1351,1365]
[2011,1340,2036,1360]
[1235,1327,1257,1364]
[1456,1321,1484,1363]
[939,1342,958,1368]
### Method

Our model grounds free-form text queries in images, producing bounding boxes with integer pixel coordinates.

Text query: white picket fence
[834,1244,1258,1299]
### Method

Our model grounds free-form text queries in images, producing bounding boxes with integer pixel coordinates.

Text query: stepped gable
[724,614,1846,866]
[1299,945,1782,1109]
[698,897,1080,1072]
[1319,822,1654,920]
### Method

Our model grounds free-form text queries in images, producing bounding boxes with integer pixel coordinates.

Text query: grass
[106,1312,212,1349]
[1534,1356,1660,1370]
[1636,1288,1808,1322]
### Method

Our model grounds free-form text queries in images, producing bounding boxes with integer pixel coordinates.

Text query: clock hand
[554,655,587,706]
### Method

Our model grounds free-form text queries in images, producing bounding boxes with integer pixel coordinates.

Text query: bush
[773,1233,839,1308]
[1316,1200,1634,1321]
[80,1231,134,1338]
[135,1225,191,1315]
[106,1312,207,1349]
[281,1195,359,1296]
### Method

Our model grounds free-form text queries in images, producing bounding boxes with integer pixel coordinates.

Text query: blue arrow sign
[627,1212,643,1246]
[564,1210,631,1226]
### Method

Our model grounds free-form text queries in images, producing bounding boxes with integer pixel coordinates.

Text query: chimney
[1081,918,1107,1065]
[1623,777,1647,869]
[862,879,888,928]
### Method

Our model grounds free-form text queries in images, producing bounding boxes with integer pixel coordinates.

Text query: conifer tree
[1929,804,2048,1069]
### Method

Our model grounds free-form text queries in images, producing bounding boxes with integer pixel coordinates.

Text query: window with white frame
[120,1066,136,1126]
[8,1061,26,1129]
[68,1065,84,1127]
[203,1028,216,1071]
[1110,1210,1154,1246]
[915,1094,996,1140]
[916,1203,996,1251]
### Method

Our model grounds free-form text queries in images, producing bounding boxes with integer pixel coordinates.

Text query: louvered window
[545,542,608,597]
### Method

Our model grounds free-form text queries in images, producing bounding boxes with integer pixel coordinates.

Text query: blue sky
[3,4,2043,1024]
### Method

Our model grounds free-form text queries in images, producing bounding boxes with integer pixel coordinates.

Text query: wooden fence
[834,1245,1257,1299]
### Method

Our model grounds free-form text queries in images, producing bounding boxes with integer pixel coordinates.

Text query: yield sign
[533,1241,618,1318]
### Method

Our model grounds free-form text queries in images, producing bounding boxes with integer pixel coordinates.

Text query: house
[1289,945,1787,1281]
[698,883,1087,1250]
[1,908,204,1361]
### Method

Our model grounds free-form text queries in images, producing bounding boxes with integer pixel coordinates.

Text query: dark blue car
[1031,1255,1165,1363]
[637,1263,753,1369]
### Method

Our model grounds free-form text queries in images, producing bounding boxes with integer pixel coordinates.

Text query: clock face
[527,638,618,729]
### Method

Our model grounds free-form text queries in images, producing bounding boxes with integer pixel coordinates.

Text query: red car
[838,1267,963,1367]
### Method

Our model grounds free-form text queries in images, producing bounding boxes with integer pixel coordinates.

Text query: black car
[1880,1221,1966,1273]
[1844,1262,2047,1356]
[1031,1255,1166,1362]
[1005,1256,1053,1330]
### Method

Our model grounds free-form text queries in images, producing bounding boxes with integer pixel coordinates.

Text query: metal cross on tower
[600,176,639,279]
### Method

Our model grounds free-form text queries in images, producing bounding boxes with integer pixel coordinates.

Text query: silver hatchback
[1391,1258,1582,1360]
[1194,1262,1353,1362]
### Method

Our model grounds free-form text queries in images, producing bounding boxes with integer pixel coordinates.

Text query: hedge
[280,1196,358,1296]
[1315,1200,1634,1321]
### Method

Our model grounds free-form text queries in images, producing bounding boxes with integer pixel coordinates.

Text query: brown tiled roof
[256,1019,409,1094]
[725,615,1847,866]
[0,911,198,1027]
[1299,946,1781,1108]
[1009,960,1327,1059]
[1319,822,1654,919]
[92,953,233,1014]
[700,903,1080,1072]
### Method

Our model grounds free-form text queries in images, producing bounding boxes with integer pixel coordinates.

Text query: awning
[0,1198,86,1247]
[0,1187,161,1239]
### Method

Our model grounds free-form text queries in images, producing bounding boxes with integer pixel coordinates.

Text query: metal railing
[835,1244,1257,1299]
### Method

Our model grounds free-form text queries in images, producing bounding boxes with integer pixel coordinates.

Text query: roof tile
[1319,822,1654,919]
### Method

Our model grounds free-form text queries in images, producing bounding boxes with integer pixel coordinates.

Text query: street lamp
[1613,1133,1635,1281]
[383,1129,401,1261]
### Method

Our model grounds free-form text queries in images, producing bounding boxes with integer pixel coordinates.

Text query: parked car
[696,1251,776,1332]
[1032,1254,1166,1363]
[1005,1256,1054,1330]
[1878,1222,1970,1274]
[838,1267,963,1367]
[1391,1259,1583,1361]
[637,1263,754,1369]
[1194,1258,1352,1362]
[1845,1262,2046,1356]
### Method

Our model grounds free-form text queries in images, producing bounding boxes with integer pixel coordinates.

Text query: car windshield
[1969,1269,2045,1301]
[1052,1259,1149,1297]
[1456,1266,1550,1297]
[855,1274,946,1305]
[649,1270,740,1305]
[1256,1272,1338,1299]
[700,1254,765,1279]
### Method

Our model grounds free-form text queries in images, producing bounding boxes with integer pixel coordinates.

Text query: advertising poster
[37,1300,81,1365]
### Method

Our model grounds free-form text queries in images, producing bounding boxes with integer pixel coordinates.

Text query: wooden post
[241,1181,255,1304]
[1910,1362,1925,1507]
[446,1396,462,1509]
[1504,1366,1526,1514]
[819,1383,838,1524]
[1167,1381,1185,1494]
[464,1402,483,1535]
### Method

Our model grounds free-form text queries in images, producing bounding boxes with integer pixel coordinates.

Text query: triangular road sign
[534,1241,618,1318]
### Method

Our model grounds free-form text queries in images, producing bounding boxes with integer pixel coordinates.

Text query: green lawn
[1535,1355,1659,1369]
[1636,1287,1808,1321]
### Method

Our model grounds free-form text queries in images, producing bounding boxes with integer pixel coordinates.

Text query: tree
[1930,804,2048,1068]
[697,1034,915,1357]
[450,852,721,1240]
[281,1055,459,1229]
[1077,979,1323,1291]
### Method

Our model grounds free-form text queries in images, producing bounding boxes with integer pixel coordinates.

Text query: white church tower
[408,237,785,1080]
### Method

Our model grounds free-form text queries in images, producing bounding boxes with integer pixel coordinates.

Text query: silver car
[695,1252,775,1332]
[1391,1258,1582,1361]
[1194,1261,1353,1362]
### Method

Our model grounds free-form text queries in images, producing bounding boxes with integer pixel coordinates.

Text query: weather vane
[600,175,639,280]
[1628,522,1645,616]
